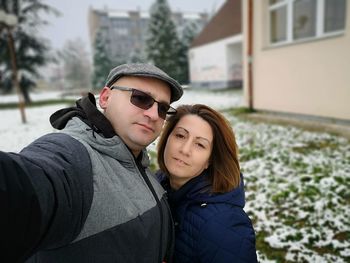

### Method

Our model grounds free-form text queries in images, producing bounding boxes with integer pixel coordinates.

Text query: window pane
[269,0,284,5]
[270,7,287,43]
[293,0,316,40]
[324,0,346,32]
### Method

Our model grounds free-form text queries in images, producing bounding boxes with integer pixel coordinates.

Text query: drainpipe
[247,0,254,110]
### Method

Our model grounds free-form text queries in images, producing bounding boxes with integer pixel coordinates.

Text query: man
[0,63,183,262]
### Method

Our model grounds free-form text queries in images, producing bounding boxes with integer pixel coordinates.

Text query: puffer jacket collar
[159,170,246,209]
[50,92,116,138]
[50,93,150,168]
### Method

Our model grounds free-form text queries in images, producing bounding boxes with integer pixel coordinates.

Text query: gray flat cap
[105,63,183,102]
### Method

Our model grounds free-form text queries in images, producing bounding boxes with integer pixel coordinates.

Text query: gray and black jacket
[0,94,174,263]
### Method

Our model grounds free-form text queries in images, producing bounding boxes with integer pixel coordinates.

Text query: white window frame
[268,0,346,47]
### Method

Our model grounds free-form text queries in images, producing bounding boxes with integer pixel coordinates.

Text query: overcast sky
[40,0,226,54]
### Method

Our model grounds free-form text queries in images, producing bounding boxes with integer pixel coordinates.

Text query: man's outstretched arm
[0,133,93,262]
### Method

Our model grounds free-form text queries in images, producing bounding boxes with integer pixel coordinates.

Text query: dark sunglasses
[110,86,176,120]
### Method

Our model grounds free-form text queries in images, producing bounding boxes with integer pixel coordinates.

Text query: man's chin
[130,137,156,150]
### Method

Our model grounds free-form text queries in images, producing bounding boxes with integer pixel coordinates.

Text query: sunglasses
[110,86,176,120]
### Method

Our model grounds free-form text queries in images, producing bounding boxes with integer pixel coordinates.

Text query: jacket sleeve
[196,208,258,263]
[0,133,93,262]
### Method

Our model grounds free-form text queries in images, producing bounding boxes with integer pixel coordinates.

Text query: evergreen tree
[146,0,183,82]
[92,30,113,89]
[0,0,59,103]
[129,47,148,64]
[177,21,200,84]
[182,22,199,48]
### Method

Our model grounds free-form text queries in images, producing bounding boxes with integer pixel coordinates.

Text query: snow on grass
[0,104,68,152]
[227,117,350,263]
[1,90,349,262]
[0,90,64,103]
[0,89,242,152]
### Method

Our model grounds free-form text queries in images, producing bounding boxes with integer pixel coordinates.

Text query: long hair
[157,104,240,193]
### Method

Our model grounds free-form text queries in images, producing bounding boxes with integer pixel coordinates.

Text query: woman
[157,104,257,263]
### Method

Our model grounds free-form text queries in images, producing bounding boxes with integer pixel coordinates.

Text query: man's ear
[99,87,110,109]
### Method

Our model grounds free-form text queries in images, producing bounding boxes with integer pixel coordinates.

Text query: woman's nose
[180,140,191,155]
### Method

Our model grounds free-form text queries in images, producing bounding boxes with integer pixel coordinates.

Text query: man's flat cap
[105,63,183,102]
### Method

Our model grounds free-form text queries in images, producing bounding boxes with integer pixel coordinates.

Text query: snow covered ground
[228,117,350,263]
[0,89,242,152]
[1,90,349,262]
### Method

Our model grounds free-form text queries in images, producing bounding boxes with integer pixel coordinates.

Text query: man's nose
[143,103,160,120]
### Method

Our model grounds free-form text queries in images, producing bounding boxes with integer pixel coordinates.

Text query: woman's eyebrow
[195,137,211,144]
[176,126,211,144]
[174,127,189,134]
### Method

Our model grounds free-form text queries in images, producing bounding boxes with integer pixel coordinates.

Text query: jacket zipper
[135,160,164,263]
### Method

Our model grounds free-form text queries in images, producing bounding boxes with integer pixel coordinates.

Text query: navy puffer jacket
[158,171,257,263]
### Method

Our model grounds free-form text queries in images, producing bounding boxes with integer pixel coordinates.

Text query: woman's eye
[196,143,205,149]
[175,133,185,139]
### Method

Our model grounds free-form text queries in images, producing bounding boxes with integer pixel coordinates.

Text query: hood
[50,93,150,168]
[158,170,246,208]
[50,93,116,138]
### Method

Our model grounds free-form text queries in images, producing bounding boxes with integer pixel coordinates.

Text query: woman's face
[164,114,213,190]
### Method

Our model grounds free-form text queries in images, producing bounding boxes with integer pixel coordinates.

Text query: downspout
[247,0,254,110]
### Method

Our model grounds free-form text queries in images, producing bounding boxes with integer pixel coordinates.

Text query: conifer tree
[177,21,200,84]
[92,30,113,89]
[0,0,59,102]
[146,0,183,82]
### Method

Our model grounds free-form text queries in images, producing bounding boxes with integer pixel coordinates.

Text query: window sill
[266,30,345,50]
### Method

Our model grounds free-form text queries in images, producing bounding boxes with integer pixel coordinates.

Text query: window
[268,0,346,45]
[324,0,346,32]
[115,28,128,35]
[270,5,287,42]
[293,0,317,40]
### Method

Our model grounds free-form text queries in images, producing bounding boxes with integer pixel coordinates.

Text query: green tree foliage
[178,21,200,84]
[0,0,59,103]
[146,0,184,83]
[129,47,148,64]
[92,30,113,89]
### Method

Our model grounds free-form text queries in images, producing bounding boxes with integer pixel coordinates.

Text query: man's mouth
[137,123,154,132]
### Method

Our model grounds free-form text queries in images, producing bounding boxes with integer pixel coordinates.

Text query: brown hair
[157,104,240,193]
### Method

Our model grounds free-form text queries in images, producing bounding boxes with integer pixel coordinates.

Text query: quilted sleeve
[0,133,93,262]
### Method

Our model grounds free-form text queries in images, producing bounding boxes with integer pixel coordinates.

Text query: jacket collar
[51,93,150,167]
[50,93,116,138]
[159,170,246,208]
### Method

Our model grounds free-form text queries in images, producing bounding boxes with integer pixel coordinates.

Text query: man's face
[99,76,172,156]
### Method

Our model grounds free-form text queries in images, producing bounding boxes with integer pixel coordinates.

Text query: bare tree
[58,38,92,93]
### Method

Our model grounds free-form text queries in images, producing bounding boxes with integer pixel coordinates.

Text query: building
[242,0,350,121]
[88,7,209,62]
[188,0,243,89]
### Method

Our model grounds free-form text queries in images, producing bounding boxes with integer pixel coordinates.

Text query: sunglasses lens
[129,89,173,120]
[130,90,154,110]
[157,103,170,119]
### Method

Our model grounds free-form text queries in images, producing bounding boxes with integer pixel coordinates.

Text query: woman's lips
[174,157,189,166]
